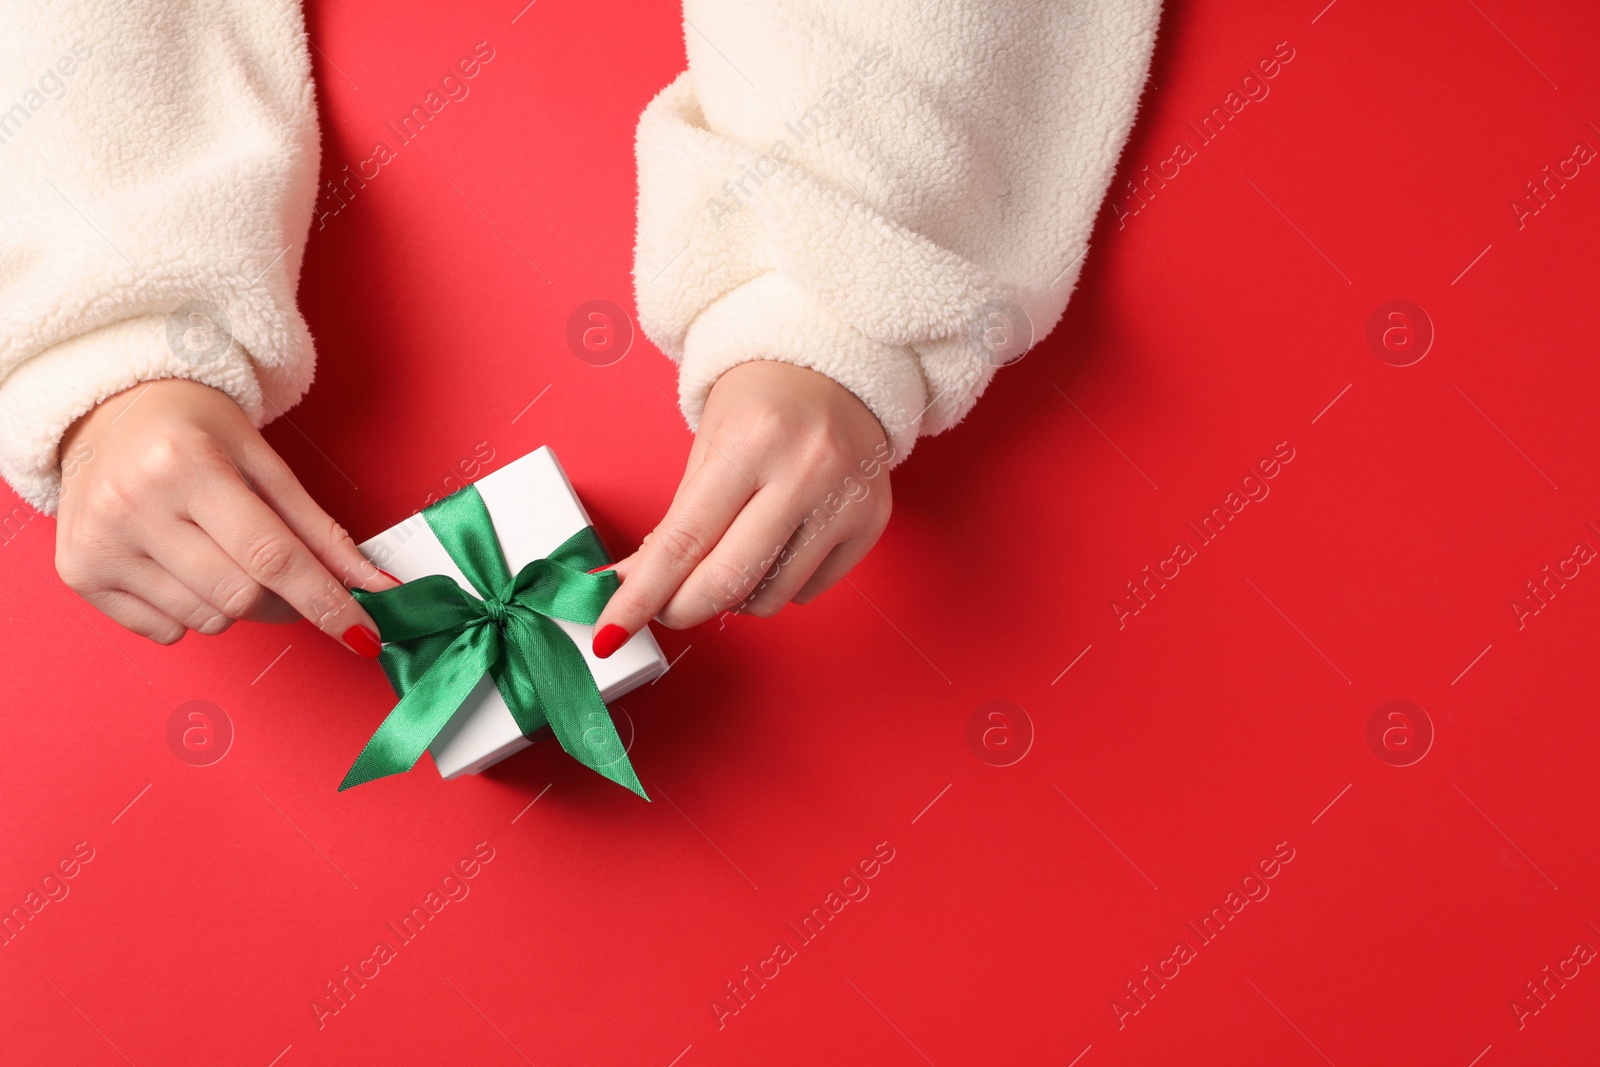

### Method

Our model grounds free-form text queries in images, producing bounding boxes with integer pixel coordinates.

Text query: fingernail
[343,624,382,658]
[586,565,613,575]
[377,569,402,585]
[592,623,629,659]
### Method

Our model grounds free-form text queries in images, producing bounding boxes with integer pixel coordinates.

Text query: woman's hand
[591,360,894,656]
[54,379,394,651]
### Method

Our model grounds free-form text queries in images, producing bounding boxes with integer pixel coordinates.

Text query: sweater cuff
[0,315,265,514]
[677,273,929,466]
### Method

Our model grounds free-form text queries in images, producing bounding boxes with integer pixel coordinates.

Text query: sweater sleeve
[0,0,319,513]
[634,0,1159,464]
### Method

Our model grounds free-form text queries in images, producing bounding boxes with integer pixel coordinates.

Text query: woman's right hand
[54,378,395,651]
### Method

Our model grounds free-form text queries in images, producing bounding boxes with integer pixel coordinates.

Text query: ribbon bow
[342,484,645,798]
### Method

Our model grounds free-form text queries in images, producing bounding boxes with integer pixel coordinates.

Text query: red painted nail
[592,623,629,659]
[343,624,383,658]
[586,565,613,575]
[376,568,402,585]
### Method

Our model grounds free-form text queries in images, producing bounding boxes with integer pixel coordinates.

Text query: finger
[657,487,808,628]
[791,533,882,605]
[82,587,187,645]
[591,453,757,655]
[675,431,716,488]
[735,521,846,618]
[188,477,384,657]
[148,521,296,624]
[237,447,399,594]
[121,558,234,635]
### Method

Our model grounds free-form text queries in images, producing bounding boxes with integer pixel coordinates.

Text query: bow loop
[342,484,646,799]
[358,574,487,642]
[508,534,620,623]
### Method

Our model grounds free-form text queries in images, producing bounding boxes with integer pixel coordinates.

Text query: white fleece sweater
[637,1,1160,462]
[0,0,1158,513]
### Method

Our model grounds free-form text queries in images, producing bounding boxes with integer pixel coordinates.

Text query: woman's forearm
[634,0,1161,465]
[0,0,320,513]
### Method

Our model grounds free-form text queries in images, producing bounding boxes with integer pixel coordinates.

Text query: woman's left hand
[590,359,894,656]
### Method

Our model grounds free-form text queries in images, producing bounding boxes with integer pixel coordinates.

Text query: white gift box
[356,446,667,779]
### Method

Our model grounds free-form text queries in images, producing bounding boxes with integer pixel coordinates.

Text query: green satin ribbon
[341,484,646,798]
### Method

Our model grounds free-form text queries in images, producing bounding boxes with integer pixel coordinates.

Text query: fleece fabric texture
[634,0,1161,464]
[0,0,318,513]
[0,0,1157,513]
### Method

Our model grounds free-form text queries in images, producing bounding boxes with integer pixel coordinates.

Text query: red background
[4,0,1599,1063]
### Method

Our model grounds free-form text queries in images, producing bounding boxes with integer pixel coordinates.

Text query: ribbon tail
[340,626,498,790]
[504,613,647,799]
[544,696,648,800]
